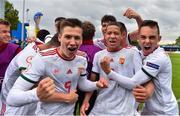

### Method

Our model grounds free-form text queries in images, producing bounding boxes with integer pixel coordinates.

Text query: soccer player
[93,8,143,50]
[93,14,117,49]
[1,34,60,115]
[100,20,179,115]
[6,18,106,115]
[83,22,142,115]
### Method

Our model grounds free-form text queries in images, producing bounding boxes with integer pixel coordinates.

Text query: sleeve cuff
[30,88,39,102]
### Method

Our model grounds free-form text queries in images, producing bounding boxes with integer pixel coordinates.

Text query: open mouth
[68,47,77,52]
[109,39,116,44]
[144,46,151,50]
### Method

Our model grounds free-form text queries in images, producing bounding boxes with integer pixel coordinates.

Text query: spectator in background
[0,19,22,91]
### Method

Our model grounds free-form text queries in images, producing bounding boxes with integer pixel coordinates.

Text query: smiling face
[58,26,82,60]
[104,24,122,52]
[0,24,11,43]
[138,26,161,56]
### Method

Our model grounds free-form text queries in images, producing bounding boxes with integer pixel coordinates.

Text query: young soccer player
[100,20,179,115]
[82,22,142,115]
[1,34,60,115]
[6,18,106,115]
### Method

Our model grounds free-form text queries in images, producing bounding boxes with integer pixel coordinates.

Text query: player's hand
[96,77,108,88]
[65,90,78,104]
[132,85,148,103]
[100,56,112,74]
[37,77,55,101]
[123,8,140,20]
[80,102,89,116]
[26,37,36,44]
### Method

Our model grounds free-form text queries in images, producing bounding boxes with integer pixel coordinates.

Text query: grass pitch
[169,53,180,111]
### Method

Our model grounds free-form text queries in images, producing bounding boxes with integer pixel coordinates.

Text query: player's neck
[57,48,75,61]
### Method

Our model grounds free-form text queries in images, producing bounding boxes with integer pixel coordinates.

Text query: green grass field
[169,53,180,112]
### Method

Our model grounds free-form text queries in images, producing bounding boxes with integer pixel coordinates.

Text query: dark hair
[82,21,95,40]
[47,33,60,47]
[36,29,50,42]
[59,18,82,34]
[55,17,66,33]
[107,22,124,33]
[101,15,116,25]
[139,20,160,34]
[117,21,127,33]
[55,17,66,23]
[0,19,11,26]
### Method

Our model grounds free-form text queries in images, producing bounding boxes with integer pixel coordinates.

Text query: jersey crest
[119,57,125,64]
[52,68,61,75]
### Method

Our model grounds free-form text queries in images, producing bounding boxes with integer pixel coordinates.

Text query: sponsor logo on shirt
[146,62,159,69]
[119,57,125,64]
[66,69,73,74]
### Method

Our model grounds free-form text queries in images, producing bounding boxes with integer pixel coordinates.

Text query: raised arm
[123,8,143,41]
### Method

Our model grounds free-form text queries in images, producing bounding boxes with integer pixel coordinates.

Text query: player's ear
[158,35,161,42]
[58,34,62,42]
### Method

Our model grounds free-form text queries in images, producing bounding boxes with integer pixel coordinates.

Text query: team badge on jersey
[119,57,125,64]
[146,62,159,69]
[53,68,61,75]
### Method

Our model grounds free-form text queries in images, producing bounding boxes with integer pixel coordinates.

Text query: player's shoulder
[39,48,57,57]
[123,45,140,55]
[151,47,168,59]
[24,42,39,52]
[147,47,170,66]
[124,45,139,51]
[75,54,87,61]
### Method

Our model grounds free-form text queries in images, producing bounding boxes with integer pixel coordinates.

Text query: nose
[69,37,76,45]
[145,38,150,43]
[110,33,116,38]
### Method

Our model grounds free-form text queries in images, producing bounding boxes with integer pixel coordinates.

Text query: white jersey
[141,47,179,115]
[19,48,94,115]
[1,42,40,115]
[90,47,142,115]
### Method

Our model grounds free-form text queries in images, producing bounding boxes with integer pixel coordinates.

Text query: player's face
[104,25,122,52]
[0,24,11,43]
[59,26,82,59]
[138,26,161,56]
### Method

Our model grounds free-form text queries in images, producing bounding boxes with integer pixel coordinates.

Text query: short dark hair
[107,22,124,33]
[82,21,95,40]
[117,21,127,33]
[59,18,82,34]
[36,29,50,42]
[139,20,160,34]
[0,19,11,26]
[101,15,116,25]
[55,17,66,23]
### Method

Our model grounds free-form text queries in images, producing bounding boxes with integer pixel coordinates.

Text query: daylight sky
[9,0,180,42]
